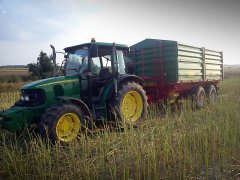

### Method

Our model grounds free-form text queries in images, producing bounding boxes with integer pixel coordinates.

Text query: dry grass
[0,77,239,179]
[0,68,30,92]
[0,82,26,93]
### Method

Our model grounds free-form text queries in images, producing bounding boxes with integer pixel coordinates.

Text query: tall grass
[0,82,26,93]
[0,78,239,179]
[0,92,19,111]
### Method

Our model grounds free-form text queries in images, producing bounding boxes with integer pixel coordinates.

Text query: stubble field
[0,73,239,179]
[0,68,29,78]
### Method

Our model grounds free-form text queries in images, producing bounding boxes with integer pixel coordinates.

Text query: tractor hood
[0,75,81,131]
[21,76,79,89]
[19,76,81,107]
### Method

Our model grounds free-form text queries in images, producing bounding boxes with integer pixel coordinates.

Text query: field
[0,76,239,179]
[224,66,240,78]
[0,68,29,79]
[0,68,29,93]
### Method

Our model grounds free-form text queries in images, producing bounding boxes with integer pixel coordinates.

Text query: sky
[0,0,239,66]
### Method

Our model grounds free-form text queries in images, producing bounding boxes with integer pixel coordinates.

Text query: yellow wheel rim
[56,113,81,142]
[121,91,143,123]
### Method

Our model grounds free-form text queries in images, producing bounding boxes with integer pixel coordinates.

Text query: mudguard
[100,74,144,102]
[56,96,91,118]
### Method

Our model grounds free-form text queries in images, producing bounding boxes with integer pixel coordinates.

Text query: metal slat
[178,62,202,70]
[205,49,221,56]
[205,55,221,60]
[178,56,202,63]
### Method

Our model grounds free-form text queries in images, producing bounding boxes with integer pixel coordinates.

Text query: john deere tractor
[0,39,148,143]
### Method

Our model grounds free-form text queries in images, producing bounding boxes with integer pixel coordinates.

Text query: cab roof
[64,41,129,52]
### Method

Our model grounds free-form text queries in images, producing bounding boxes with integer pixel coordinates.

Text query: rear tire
[193,86,206,109]
[205,85,217,103]
[111,82,148,125]
[38,103,84,144]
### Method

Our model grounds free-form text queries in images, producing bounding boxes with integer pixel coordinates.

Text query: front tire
[38,103,84,143]
[111,82,148,125]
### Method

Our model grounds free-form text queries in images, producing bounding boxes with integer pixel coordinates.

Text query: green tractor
[0,39,148,143]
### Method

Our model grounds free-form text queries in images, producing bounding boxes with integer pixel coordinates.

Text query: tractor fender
[100,75,144,102]
[56,96,91,118]
[119,74,144,85]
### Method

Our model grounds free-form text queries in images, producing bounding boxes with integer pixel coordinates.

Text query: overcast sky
[0,0,239,65]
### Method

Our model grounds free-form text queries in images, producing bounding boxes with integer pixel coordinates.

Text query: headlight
[17,89,45,107]
[20,94,30,101]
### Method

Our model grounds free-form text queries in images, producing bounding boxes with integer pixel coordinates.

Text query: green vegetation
[27,51,53,79]
[0,50,53,84]
[0,77,239,179]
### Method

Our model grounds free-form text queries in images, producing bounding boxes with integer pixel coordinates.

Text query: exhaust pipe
[50,44,56,77]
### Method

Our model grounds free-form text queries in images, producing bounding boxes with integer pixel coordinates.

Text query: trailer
[125,39,223,107]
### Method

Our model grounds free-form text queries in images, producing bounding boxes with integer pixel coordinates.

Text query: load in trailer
[125,39,223,107]
[0,39,148,143]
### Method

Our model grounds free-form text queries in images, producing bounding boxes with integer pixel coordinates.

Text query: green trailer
[125,39,223,107]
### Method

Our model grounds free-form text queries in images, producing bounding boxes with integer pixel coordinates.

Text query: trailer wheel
[38,103,84,143]
[205,85,217,102]
[111,82,148,125]
[193,86,206,109]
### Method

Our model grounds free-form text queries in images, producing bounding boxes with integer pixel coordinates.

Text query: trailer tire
[38,103,85,144]
[205,85,217,103]
[193,86,206,109]
[111,82,148,125]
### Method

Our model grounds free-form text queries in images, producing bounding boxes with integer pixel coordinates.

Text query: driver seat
[92,67,112,98]
[99,67,112,82]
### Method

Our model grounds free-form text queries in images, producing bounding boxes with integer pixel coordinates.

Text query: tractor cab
[63,39,130,119]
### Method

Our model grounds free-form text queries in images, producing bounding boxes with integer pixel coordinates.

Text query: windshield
[65,49,89,76]
[65,48,126,76]
[91,50,126,76]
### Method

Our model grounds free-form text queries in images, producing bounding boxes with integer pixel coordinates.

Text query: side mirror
[90,45,98,57]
